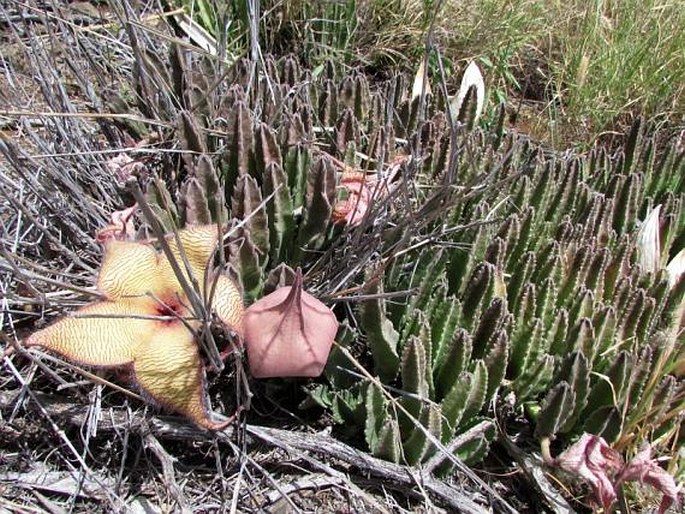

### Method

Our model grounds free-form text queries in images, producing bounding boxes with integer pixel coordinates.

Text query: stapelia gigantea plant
[140,50,683,472]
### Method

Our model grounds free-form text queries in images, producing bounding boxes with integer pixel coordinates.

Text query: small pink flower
[105,153,145,184]
[331,171,378,227]
[616,445,681,514]
[331,155,406,227]
[554,433,623,510]
[95,205,138,243]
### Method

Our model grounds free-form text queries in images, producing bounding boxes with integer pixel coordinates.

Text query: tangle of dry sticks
[0,388,494,513]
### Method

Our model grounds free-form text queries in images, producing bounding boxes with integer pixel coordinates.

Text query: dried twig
[143,433,192,514]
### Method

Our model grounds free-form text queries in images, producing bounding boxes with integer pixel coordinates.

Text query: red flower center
[154,297,185,325]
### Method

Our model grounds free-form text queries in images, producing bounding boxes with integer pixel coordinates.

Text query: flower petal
[133,322,229,430]
[411,56,431,100]
[449,61,485,126]
[99,226,222,302]
[636,204,662,274]
[210,274,244,336]
[95,205,138,244]
[244,269,338,378]
[332,172,374,227]
[554,433,623,511]
[25,300,157,366]
[666,247,685,289]
[616,445,681,514]
[98,240,171,299]
[167,224,219,284]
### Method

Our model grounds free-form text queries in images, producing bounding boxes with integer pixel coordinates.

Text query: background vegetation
[183,0,685,147]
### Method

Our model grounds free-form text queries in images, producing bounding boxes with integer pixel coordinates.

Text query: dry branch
[0,388,494,513]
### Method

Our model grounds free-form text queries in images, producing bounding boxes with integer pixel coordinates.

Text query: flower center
[154,297,185,325]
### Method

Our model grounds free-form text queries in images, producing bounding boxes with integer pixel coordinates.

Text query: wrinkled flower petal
[244,268,338,378]
[554,433,623,510]
[135,322,229,430]
[167,224,220,283]
[616,445,681,514]
[98,240,172,300]
[25,300,154,367]
[331,156,407,227]
[210,274,245,336]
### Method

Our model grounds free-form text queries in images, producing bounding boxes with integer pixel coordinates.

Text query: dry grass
[193,0,685,148]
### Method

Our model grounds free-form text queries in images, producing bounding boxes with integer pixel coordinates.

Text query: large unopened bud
[244,268,338,377]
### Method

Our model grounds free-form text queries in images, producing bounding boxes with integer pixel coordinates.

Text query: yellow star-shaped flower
[25,225,244,430]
